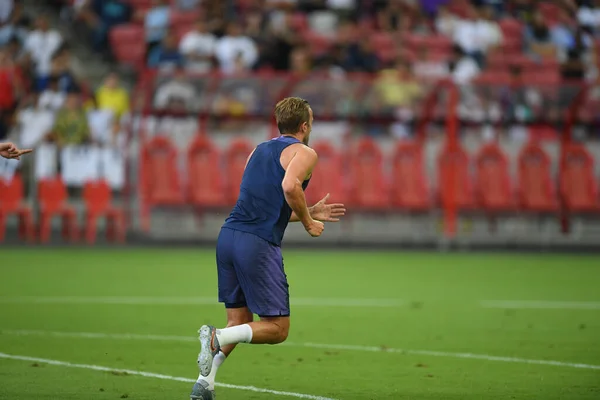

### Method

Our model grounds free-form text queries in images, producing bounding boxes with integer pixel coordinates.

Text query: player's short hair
[274,97,310,135]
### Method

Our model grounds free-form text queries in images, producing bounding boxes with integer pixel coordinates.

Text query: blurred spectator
[577,0,600,32]
[326,0,356,18]
[179,19,216,73]
[289,46,312,75]
[23,15,63,77]
[262,11,302,71]
[36,45,83,93]
[95,72,130,119]
[453,6,495,65]
[412,46,449,81]
[524,11,557,60]
[175,0,202,10]
[148,32,184,70]
[0,48,23,139]
[86,96,118,146]
[448,45,480,84]
[215,23,258,74]
[421,0,451,17]
[145,0,171,54]
[435,5,459,37]
[4,36,22,60]
[0,48,22,113]
[476,6,503,53]
[0,0,27,45]
[315,43,347,74]
[550,8,577,55]
[344,37,380,73]
[38,76,66,111]
[154,73,197,111]
[561,48,586,80]
[77,0,132,53]
[376,1,404,32]
[375,59,424,111]
[48,90,91,146]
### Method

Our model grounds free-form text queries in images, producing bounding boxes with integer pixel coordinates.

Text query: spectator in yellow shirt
[95,72,130,119]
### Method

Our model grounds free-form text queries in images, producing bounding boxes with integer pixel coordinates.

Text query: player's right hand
[304,219,324,237]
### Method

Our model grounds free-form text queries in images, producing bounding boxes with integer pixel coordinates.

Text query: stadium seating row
[0,178,125,244]
[140,135,600,218]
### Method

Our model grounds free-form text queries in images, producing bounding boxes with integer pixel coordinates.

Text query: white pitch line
[481,300,600,310]
[0,296,405,308]
[0,352,338,400]
[2,329,599,371]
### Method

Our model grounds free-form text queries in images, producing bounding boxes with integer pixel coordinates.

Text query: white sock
[197,351,225,390]
[216,324,253,346]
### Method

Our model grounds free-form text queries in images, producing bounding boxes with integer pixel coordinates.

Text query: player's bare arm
[0,142,32,160]
[281,145,324,237]
[290,193,346,222]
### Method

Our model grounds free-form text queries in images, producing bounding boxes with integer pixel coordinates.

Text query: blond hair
[274,97,310,135]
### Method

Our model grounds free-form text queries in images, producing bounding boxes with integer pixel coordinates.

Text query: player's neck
[281,133,303,142]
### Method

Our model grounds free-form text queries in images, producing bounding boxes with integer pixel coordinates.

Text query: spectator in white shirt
[215,23,258,74]
[179,20,217,73]
[475,6,503,52]
[453,7,481,56]
[578,1,600,32]
[435,5,459,37]
[23,16,62,77]
[449,45,480,85]
[38,76,66,111]
[154,73,198,111]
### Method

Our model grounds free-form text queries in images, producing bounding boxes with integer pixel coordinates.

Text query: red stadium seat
[139,136,184,231]
[302,31,333,56]
[348,138,389,210]
[109,25,145,69]
[289,13,308,32]
[140,136,184,206]
[406,35,452,53]
[475,143,514,211]
[187,136,226,208]
[517,142,557,212]
[225,139,253,205]
[0,175,34,242]
[390,141,430,211]
[170,10,202,27]
[305,141,346,206]
[109,23,144,43]
[438,145,474,210]
[370,32,394,52]
[560,144,599,213]
[499,18,523,42]
[38,178,78,243]
[83,181,126,244]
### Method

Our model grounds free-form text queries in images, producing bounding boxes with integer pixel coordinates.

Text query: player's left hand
[0,142,32,160]
[310,193,346,222]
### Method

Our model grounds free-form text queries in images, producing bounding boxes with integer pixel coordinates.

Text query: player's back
[222,135,309,246]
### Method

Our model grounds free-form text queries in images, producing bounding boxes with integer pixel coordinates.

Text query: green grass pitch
[0,248,599,400]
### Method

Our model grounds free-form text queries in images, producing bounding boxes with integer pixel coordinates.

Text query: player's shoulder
[287,143,317,162]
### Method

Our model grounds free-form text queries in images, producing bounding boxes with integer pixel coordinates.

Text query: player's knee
[273,321,289,343]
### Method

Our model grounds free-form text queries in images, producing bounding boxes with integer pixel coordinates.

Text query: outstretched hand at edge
[310,193,346,222]
[0,142,33,160]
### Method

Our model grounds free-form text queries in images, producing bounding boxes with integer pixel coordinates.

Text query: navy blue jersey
[222,135,310,246]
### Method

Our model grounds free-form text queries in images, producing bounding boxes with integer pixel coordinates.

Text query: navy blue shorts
[216,227,290,317]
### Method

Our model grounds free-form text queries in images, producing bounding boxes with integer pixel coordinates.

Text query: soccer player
[191,97,345,400]
[0,142,32,159]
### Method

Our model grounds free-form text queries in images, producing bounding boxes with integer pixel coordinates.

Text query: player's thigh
[232,231,289,317]
[216,228,246,305]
